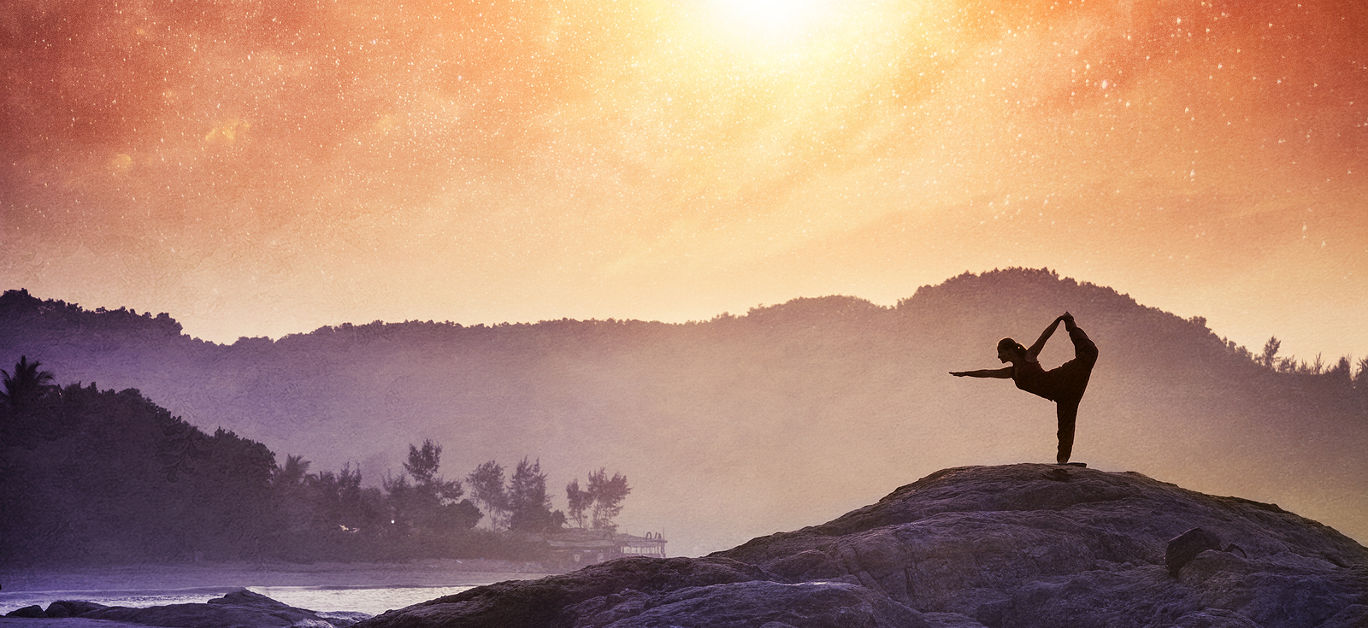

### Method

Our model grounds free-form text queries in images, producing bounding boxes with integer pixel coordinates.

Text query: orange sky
[3,0,1366,362]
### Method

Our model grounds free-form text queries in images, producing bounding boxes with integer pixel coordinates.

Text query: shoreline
[0,621,153,627]
[2,560,557,619]
[0,558,552,596]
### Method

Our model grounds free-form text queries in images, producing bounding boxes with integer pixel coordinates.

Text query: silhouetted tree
[586,468,630,532]
[507,457,559,533]
[1328,357,1352,383]
[315,463,378,532]
[1,356,54,410]
[272,454,314,535]
[275,454,311,486]
[382,472,417,535]
[1260,337,1281,369]
[404,440,443,485]
[467,460,508,530]
[389,440,474,534]
[566,479,591,529]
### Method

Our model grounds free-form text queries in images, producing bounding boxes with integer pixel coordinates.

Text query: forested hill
[1,380,278,564]
[3,268,1365,554]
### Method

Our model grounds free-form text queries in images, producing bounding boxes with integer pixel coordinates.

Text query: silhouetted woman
[950,312,1099,464]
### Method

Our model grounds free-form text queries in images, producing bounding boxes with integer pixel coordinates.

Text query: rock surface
[1165,527,1225,576]
[358,465,1368,628]
[4,606,45,619]
[19,588,361,627]
[42,601,110,619]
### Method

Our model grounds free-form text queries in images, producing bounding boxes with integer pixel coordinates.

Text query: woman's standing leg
[1056,401,1079,464]
[1056,315,1095,464]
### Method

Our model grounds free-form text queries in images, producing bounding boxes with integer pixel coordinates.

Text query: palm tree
[1,356,55,410]
[273,454,312,488]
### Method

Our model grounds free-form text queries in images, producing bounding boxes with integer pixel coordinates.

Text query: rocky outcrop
[358,465,1368,627]
[4,605,45,618]
[42,600,110,618]
[357,556,783,627]
[1166,527,1228,576]
[16,589,362,627]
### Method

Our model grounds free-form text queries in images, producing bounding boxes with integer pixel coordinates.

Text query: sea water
[0,561,549,618]
[0,584,478,617]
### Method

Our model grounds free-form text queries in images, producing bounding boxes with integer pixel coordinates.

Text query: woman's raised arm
[1026,315,1066,359]
[950,367,1013,378]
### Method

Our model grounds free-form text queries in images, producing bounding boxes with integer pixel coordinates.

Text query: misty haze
[4,0,1367,623]
[5,269,1367,551]
[4,269,1367,625]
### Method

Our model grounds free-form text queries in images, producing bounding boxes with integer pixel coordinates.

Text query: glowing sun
[708,0,838,43]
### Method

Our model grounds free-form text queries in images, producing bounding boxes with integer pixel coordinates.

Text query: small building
[616,531,668,558]
[545,529,667,569]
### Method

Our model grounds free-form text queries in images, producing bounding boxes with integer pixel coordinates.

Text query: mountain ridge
[3,268,1365,554]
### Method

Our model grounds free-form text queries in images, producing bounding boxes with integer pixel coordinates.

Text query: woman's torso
[1012,360,1061,401]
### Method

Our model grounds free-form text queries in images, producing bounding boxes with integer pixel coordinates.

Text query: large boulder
[4,605,45,618]
[357,465,1368,628]
[81,588,356,627]
[1166,527,1224,576]
[44,600,109,618]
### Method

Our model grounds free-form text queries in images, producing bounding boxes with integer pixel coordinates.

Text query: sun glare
[708,0,837,44]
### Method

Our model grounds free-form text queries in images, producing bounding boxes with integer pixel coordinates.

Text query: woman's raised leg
[1064,315,1098,364]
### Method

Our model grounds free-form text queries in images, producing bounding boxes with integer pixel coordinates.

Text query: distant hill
[3,269,1365,555]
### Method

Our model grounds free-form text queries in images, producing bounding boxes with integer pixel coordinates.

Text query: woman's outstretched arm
[950,367,1013,378]
[1026,315,1066,359]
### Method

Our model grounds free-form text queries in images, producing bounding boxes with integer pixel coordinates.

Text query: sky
[2,0,1365,362]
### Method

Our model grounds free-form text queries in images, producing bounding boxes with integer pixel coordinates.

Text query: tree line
[0,357,631,565]
[1254,336,1368,381]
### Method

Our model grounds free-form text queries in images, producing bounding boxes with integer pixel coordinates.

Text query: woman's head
[997,338,1025,363]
